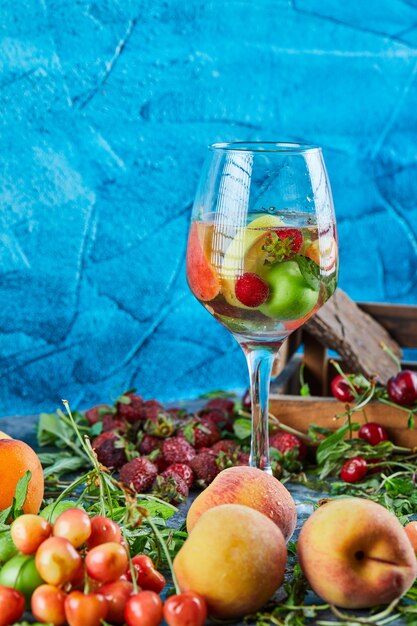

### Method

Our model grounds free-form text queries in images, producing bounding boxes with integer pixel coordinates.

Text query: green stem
[62,401,92,459]
[330,598,400,624]
[378,397,417,414]
[147,517,180,595]
[121,528,139,594]
[380,342,402,372]
[46,472,92,521]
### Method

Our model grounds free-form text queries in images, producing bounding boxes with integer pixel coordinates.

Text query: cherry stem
[147,517,180,595]
[238,409,312,443]
[121,528,139,594]
[380,342,402,372]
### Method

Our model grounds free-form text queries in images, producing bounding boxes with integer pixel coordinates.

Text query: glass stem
[243,345,278,474]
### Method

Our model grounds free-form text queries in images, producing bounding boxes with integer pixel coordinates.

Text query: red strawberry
[269,432,307,461]
[275,228,303,254]
[198,447,215,455]
[116,393,145,423]
[263,228,303,262]
[142,399,165,420]
[211,440,238,455]
[235,273,269,308]
[237,451,250,465]
[197,408,231,432]
[153,474,189,505]
[92,432,126,469]
[138,434,161,455]
[163,464,194,489]
[190,452,220,485]
[205,398,235,418]
[162,437,196,465]
[102,414,126,433]
[85,404,115,425]
[144,412,175,438]
[180,418,221,449]
[119,457,158,493]
[149,449,169,473]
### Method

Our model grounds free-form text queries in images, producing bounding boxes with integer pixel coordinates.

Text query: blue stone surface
[0,0,416,416]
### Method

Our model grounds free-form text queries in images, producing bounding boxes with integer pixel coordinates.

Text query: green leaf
[138,499,177,520]
[408,413,415,430]
[90,421,103,436]
[0,471,32,523]
[199,390,234,399]
[42,455,85,479]
[37,412,71,447]
[295,255,321,291]
[117,395,132,405]
[324,272,338,300]
[233,418,252,440]
[300,383,310,397]
[40,501,82,524]
[316,423,360,465]
[14,471,32,511]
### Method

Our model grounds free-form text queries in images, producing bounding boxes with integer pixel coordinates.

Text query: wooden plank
[304,289,402,384]
[302,333,328,396]
[269,395,417,448]
[358,302,417,348]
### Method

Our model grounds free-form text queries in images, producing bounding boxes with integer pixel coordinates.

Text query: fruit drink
[187,211,338,345]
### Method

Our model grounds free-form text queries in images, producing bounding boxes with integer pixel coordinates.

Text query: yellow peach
[298,498,417,609]
[187,466,296,541]
[174,504,287,618]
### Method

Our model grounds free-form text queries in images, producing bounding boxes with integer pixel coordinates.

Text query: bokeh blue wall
[1,0,417,415]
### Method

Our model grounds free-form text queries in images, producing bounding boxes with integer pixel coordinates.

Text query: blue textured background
[1,0,417,416]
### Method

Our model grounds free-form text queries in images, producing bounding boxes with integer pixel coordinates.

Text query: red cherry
[235,273,269,307]
[97,581,134,624]
[359,423,389,446]
[126,555,166,593]
[387,370,417,407]
[64,591,108,626]
[330,374,356,403]
[124,591,163,626]
[163,591,207,626]
[340,457,367,483]
[0,585,25,626]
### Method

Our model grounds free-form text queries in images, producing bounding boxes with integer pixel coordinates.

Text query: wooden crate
[270,302,417,447]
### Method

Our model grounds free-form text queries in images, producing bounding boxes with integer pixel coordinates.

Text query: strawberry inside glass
[186,142,338,472]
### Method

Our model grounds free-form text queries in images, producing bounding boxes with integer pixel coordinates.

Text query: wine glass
[186,142,338,473]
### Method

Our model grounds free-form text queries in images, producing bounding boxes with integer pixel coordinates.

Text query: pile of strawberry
[87,393,306,503]
[88,394,244,503]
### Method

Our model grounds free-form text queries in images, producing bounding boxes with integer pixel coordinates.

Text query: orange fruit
[0,440,44,514]
[186,222,220,302]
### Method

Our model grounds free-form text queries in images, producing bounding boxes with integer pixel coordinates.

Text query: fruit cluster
[172,468,417,616]
[0,506,207,626]
[187,217,337,327]
[330,368,417,483]
[331,369,417,407]
[87,392,307,501]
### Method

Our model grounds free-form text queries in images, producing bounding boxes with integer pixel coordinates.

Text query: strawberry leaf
[233,418,251,440]
[90,421,103,436]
